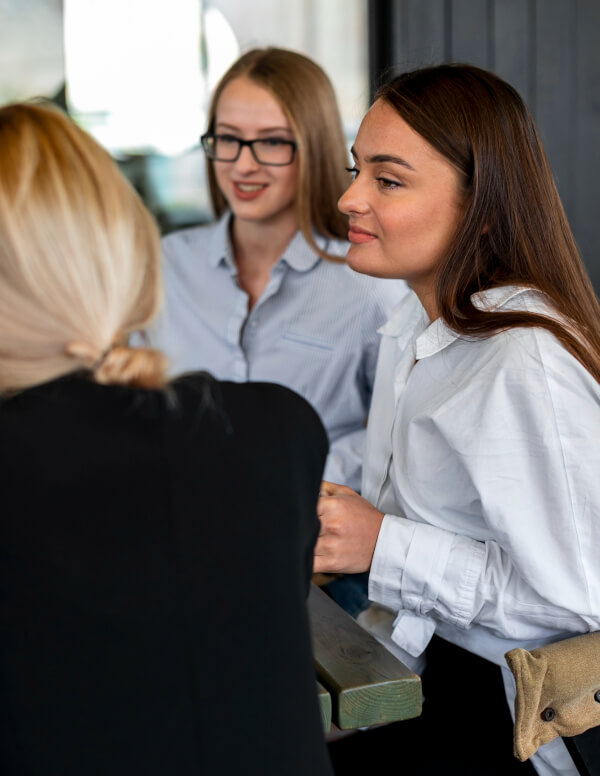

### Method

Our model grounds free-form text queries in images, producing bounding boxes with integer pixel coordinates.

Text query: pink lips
[348,225,377,244]
[232,182,268,201]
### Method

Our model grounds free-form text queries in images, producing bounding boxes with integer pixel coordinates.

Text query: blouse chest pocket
[281,328,335,353]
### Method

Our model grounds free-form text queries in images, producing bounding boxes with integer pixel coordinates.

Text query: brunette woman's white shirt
[143,213,408,491]
[362,285,600,776]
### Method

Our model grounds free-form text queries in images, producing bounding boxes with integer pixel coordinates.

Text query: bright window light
[64,0,238,155]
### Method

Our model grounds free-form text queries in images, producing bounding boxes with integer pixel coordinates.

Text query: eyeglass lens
[205,135,295,165]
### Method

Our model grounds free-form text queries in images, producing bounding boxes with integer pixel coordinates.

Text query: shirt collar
[378,291,429,352]
[208,211,323,273]
[379,285,536,359]
[415,285,535,359]
[280,228,323,272]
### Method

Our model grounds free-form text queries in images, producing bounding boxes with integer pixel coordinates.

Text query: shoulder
[158,220,231,296]
[161,212,232,267]
[473,288,583,369]
[496,322,596,395]
[170,375,329,502]
[161,221,218,261]
[171,373,328,448]
[221,379,328,441]
[439,313,600,423]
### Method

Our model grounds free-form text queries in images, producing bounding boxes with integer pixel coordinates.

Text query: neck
[410,283,439,322]
[229,214,300,310]
[231,213,299,268]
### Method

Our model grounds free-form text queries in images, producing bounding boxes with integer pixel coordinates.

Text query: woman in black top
[0,102,332,776]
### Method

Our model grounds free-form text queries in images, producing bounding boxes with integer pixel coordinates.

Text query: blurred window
[0,0,64,105]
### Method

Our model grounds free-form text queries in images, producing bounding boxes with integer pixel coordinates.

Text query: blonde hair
[205,47,351,261]
[0,101,168,394]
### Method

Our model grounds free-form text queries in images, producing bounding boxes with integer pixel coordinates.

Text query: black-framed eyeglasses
[200,133,297,166]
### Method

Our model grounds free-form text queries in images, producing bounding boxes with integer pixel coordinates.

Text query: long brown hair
[205,47,351,261]
[377,64,600,381]
[0,102,167,393]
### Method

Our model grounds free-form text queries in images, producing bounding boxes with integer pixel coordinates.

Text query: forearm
[370,514,596,641]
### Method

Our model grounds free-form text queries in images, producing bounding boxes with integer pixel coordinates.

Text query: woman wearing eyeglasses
[144,47,406,506]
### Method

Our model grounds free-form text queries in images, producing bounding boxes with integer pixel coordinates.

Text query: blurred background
[1,0,599,289]
[0,0,368,235]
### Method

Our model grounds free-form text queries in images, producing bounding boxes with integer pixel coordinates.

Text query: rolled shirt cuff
[369,514,486,654]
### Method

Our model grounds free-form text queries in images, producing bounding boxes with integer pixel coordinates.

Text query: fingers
[320,480,337,496]
[313,554,331,574]
[313,534,340,574]
[318,482,359,524]
[320,480,356,496]
[313,493,385,575]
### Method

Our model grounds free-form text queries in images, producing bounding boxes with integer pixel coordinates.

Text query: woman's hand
[313,481,384,574]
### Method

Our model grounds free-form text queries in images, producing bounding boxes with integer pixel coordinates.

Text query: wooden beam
[317,681,332,731]
[309,584,422,730]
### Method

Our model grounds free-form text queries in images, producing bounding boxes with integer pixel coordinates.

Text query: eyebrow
[351,147,416,172]
[215,122,293,135]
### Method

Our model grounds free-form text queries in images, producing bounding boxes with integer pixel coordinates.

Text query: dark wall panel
[493,0,532,101]
[534,0,574,238]
[451,0,490,67]
[573,0,600,288]
[402,0,447,65]
[387,0,447,69]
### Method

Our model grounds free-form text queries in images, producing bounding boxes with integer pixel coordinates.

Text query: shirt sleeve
[323,428,366,491]
[369,330,600,642]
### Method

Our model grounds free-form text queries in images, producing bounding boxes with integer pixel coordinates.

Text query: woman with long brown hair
[315,64,600,775]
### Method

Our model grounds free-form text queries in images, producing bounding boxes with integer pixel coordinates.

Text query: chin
[230,204,271,221]
[346,247,382,278]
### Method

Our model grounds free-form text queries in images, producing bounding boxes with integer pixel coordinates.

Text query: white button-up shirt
[365,286,600,669]
[142,213,407,490]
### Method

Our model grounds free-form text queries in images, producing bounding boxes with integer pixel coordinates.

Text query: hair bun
[94,345,168,390]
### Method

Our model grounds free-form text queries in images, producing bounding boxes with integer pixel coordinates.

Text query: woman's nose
[338,179,368,216]
[234,144,261,173]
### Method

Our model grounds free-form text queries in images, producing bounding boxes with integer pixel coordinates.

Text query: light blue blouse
[143,212,408,490]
